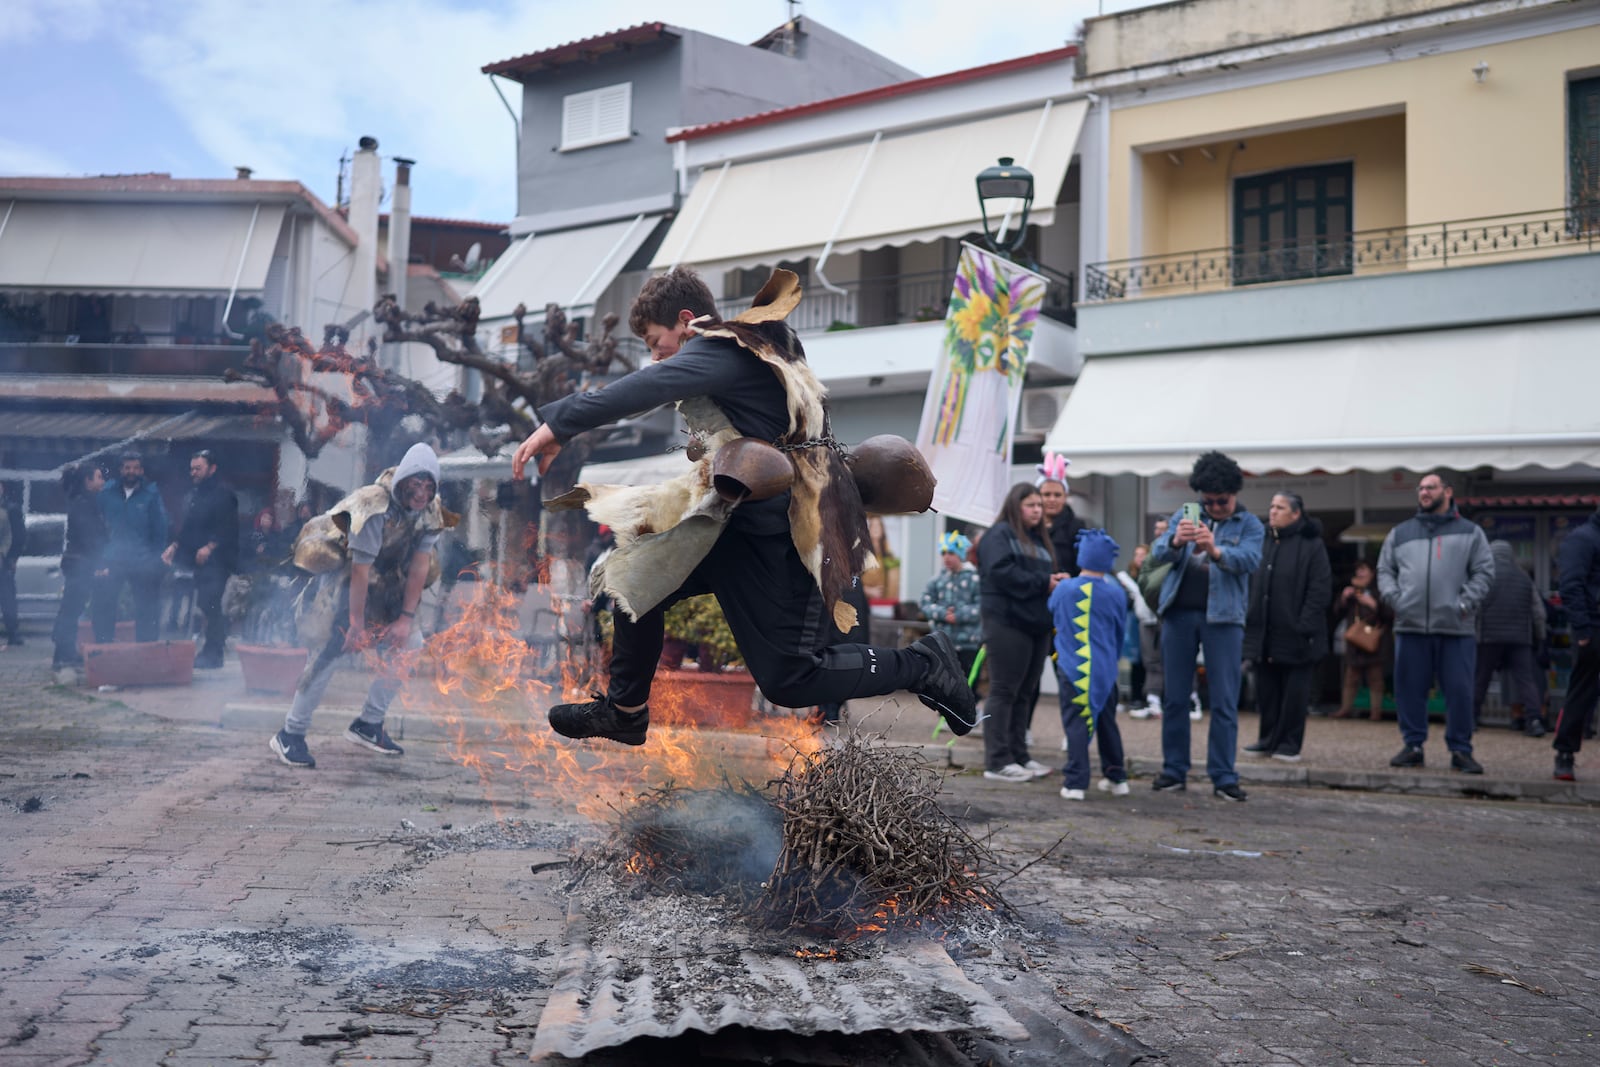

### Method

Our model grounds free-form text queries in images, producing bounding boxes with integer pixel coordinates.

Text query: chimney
[387,157,415,314]
[347,136,382,341]
[235,166,254,180]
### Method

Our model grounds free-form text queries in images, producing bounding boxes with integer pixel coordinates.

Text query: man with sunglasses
[163,450,239,668]
[1147,451,1264,801]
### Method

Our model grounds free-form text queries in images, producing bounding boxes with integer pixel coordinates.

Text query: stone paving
[1,627,1597,1065]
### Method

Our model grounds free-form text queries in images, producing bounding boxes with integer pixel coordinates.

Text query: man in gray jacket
[1377,471,1494,773]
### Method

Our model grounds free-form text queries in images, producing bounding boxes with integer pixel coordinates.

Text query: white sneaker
[1022,759,1054,778]
[1059,787,1086,801]
[1129,704,1153,719]
[1097,778,1131,796]
[983,763,1033,783]
[1190,693,1203,720]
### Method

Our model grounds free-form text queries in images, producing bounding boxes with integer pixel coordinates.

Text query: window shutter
[561,83,632,150]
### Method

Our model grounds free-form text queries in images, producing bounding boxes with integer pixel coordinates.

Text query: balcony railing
[0,343,250,377]
[1084,206,1600,302]
[715,265,1076,332]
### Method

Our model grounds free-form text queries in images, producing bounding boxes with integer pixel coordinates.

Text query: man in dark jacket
[0,481,22,645]
[1472,540,1547,736]
[92,454,170,643]
[1376,471,1494,774]
[51,464,108,668]
[1553,506,1600,780]
[1243,492,1331,761]
[163,450,239,668]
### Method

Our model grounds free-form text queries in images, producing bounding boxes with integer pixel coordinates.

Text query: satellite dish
[463,243,482,272]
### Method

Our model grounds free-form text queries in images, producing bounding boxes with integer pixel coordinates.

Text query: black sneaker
[1390,744,1424,768]
[1524,719,1548,739]
[1213,782,1248,802]
[1450,751,1483,775]
[1151,773,1187,792]
[548,694,648,746]
[269,729,315,768]
[1553,751,1576,781]
[908,631,977,736]
[1243,741,1272,754]
[345,719,404,756]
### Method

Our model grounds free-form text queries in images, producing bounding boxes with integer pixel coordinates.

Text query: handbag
[1345,618,1384,655]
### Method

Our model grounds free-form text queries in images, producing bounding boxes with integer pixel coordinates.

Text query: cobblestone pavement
[1,632,1597,1065]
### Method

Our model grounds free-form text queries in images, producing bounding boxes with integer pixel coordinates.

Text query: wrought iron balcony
[715,264,1076,332]
[1084,206,1600,302]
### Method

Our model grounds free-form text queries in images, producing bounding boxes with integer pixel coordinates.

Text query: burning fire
[386,581,819,820]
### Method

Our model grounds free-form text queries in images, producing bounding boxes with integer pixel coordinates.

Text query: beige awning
[1043,317,1600,476]
[0,200,286,295]
[470,215,659,321]
[651,99,1090,272]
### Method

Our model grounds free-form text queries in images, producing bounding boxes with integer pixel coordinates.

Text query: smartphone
[1181,502,1202,525]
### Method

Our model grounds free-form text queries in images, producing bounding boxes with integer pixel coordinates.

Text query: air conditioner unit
[1017,386,1072,438]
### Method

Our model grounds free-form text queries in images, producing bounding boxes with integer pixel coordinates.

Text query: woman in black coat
[977,482,1065,782]
[1243,492,1331,760]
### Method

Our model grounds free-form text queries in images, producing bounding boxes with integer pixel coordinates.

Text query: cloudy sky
[0,0,1143,222]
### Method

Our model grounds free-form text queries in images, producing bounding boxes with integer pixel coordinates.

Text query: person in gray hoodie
[1376,471,1494,773]
[1472,540,1547,736]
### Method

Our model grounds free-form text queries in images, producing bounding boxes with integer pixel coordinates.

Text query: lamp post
[975,156,1034,256]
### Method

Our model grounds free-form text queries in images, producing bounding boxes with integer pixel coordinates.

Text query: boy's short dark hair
[1188,450,1244,495]
[628,268,718,338]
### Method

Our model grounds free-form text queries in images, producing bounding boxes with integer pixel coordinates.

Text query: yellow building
[1049,0,1600,597]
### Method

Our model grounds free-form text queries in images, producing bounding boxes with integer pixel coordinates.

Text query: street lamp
[975,156,1034,255]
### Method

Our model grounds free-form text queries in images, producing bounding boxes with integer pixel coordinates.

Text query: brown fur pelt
[694,271,873,633]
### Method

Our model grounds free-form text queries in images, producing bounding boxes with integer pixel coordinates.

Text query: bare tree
[231,294,636,565]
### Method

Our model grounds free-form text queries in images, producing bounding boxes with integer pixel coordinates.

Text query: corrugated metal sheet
[530,894,1028,1062]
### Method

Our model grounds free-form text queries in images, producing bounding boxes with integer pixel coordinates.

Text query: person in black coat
[1553,506,1600,780]
[1243,492,1331,761]
[1473,540,1546,735]
[977,482,1066,782]
[162,450,239,668]
[0,482,25,645]
[51,464,108,668]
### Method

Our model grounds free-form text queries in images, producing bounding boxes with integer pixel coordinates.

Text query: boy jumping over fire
[511,268,975,745]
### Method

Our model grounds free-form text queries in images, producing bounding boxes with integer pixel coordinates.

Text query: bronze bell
[848,435,935,514]
[711,437,795,503]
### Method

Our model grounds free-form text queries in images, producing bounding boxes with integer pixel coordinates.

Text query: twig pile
[753,736,1013,935]
[607,781,782,898]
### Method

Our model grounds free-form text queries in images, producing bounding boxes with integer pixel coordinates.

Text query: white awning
[470,215,658,322]
[0,200,286,296]
[651,99,1090,272]
[1044,318,1600,476]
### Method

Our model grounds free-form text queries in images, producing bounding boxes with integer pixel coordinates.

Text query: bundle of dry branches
[579,737,1014,938]
[754,736,1013,935]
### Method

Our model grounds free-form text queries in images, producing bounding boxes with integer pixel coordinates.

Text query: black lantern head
[975,156,1034,253]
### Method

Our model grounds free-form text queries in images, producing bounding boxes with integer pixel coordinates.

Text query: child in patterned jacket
[1048,529,1130,800]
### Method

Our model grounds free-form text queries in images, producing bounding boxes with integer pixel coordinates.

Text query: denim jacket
[1150,504,1264,626]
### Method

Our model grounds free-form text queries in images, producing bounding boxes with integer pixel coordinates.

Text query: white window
[561,83,632,151]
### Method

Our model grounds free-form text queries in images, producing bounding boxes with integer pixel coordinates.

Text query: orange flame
[390,581,820,821]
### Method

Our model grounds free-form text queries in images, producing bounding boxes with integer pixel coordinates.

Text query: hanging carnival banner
[914,241,1047,524]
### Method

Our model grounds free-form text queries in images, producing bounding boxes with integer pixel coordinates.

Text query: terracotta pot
[237,644,309,696]
[83,640,197,688]
[651,669,759,730]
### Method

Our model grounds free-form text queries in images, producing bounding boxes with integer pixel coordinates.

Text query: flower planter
[237,644,309,697]
[83,640,197,688]
[78,620,137,649]
[651,668,759,730]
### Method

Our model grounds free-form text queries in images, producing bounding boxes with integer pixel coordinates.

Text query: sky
[0,0,1144,223]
